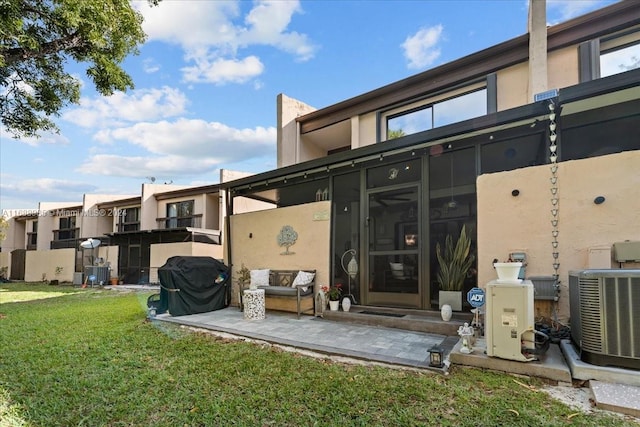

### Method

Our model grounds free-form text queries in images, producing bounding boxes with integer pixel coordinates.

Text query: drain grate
[359,310,405,318]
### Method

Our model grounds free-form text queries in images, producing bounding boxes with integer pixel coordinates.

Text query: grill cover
[158,256,230,316]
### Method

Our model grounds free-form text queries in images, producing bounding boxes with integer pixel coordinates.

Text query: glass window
[166,200,194,228]
[367,158,421,189]
[601,43,640,78]
[480,133,546,174]
[434,89,487,128]
[387,107,432,139]
[384,88,487,140]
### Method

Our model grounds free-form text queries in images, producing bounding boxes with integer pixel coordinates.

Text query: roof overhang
[222,67,640,193]
[296,1,640,134]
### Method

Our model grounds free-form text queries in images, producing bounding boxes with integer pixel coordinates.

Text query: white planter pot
[440,304,452,321]
[439,290,462,312]
[341,297,351,312]
[329,300,340,311]
[493,262,523,282]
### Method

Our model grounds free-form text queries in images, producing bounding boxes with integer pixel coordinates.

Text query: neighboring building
[221,1,640,321]
[0,170,268,284]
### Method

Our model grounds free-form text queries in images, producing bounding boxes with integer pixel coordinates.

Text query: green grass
[0,282,636,427]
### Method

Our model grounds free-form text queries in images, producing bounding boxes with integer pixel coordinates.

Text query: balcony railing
[156,214,202,230]
[116,221,141,232]
[52,228,79,241]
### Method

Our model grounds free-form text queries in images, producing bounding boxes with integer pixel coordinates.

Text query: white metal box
[485,280,536,362]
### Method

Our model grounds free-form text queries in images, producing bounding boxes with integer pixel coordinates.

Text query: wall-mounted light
[249,233,253,238]
[594,196,606,205]
[511,189,520,197]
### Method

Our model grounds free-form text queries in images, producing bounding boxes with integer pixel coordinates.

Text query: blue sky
[0,0,621,211]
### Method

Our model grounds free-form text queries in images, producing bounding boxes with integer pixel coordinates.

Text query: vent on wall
[569,269,640,370]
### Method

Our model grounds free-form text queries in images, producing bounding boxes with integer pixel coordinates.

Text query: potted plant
[436,225,475,311]
[322,283,343,311]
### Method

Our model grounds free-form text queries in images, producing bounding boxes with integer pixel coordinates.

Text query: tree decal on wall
[277,225,298,255]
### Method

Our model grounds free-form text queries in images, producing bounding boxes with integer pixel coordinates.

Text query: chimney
[528,0,548,101]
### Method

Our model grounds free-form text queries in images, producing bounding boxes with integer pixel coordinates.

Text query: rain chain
[549,101,560,280]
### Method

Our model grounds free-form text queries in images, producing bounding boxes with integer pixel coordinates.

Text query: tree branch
[1,32,86,66]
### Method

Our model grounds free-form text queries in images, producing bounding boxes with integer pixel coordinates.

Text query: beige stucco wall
[25,248,75,282]
[478,150,640,322]
[1,216,25,252]
[141,183,190,230]
[277,93,317,167]
[229,201,331,305]
[548,46,579,93]
[37,202,78,251]
[0,252,10,277]
[82,194,129,238]
[149,242,223,283]
[359,112,377,147]
[97,245,119,278]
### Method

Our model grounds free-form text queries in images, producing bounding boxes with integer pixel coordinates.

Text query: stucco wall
[97,245,119,278]
[0,252,10,277]
[25,248,75,282]
[548,46,579,93]
[229,201,331,305]
[359,112,377,147]
[477,150,640,321]
[149,242,223,283]
[277,93,317,167]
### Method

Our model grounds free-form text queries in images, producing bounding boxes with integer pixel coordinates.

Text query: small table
[243,289,265,320]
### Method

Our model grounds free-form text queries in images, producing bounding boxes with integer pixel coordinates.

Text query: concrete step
[321,306,472,336]
[590,380,640,418]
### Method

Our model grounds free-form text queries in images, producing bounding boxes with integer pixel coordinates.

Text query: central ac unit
[569,269,640,370]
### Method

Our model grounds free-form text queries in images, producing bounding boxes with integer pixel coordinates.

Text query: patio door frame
[363,182,423,308]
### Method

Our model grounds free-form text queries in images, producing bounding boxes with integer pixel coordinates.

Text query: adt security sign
[467,287,485,308]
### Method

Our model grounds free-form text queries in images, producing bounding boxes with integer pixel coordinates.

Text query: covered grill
[157,256,230,316]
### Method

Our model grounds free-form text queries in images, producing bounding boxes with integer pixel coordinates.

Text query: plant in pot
[436,225,475,312]
[322,283,343,311]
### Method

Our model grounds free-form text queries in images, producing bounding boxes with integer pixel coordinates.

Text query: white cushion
[250,269,270,287]
[390,262,404,278]
[292,271,315,292]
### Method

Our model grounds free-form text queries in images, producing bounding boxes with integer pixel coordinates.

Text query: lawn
[0,282,636,427]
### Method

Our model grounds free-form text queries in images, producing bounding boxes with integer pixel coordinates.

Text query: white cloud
[62,86,188,129]
[547,0,607,21]
[80,119,276,178]
[182,56,264,84]
[402,25,444,70]
[76,154,223,177]
[135,0,316,83]
[0,126,70,146]
[0,178,97,202]
[143,58,161,73]
[95,118,275,158]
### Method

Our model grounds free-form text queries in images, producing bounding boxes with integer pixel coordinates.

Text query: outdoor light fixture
[594,196,606,205]
[428,345,444,368]
[511,189,520,197]
[341,249,358,304]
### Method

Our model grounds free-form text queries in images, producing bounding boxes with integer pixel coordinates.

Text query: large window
[56,216,76,240]
[118,207,140,232]
[600,30,640,78]
[166,200,194,228]
[386,88,487,140]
